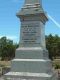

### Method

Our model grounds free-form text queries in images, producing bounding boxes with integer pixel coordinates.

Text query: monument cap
[25,0,41,5]
[16,0,45,17]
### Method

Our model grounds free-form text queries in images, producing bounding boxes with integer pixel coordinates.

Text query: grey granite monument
[4,0,57,80]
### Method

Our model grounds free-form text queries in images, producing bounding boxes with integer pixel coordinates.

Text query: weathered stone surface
[15,47,48,59]
[20,21,46,48]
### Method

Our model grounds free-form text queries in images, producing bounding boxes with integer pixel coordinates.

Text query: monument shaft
[17,0,47,48]
[4,0,57,80]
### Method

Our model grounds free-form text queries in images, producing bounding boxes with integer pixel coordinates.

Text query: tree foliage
[46,34,60,59]
[0,35,60,60]
[0,37,18,60]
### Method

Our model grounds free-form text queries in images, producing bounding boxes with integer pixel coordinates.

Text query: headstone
[4,0,57,80]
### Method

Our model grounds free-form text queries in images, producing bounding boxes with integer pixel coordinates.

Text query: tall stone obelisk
[4,0,57,80]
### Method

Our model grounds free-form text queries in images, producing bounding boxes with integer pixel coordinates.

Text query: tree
[0,37,18,60]
[46,34,60,59]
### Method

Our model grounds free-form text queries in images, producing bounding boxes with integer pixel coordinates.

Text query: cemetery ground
[0,61,11,75]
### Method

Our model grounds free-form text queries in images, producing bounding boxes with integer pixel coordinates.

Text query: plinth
[4,0,57,80]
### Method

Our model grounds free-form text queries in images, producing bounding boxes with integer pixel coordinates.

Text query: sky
[0,0,60,43]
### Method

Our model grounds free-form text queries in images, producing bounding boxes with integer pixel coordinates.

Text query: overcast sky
[0,0,60,42]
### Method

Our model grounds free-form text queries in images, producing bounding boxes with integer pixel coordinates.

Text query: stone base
[4,47,57,80]
[4,72,57,80]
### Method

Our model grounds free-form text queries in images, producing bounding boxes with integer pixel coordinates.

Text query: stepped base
[15,47,48,59]
[4,72,57,80]
[11,59,52,73]
[4,47,57,80]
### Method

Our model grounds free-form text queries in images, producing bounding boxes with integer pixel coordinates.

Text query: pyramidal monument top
[25,0,41,4]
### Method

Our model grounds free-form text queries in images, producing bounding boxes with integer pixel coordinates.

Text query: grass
[0,61,11,67]
[53,59,60,65]
[53,59,60,69]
